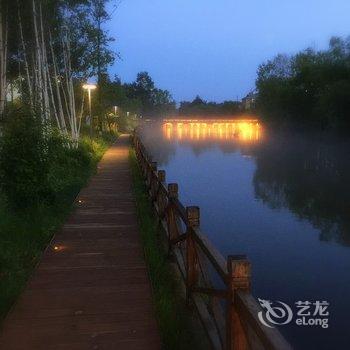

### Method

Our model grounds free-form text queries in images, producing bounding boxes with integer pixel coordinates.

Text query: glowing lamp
[82,84,97,90]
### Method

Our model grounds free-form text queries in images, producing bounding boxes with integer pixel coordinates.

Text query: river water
[139,119,350,350]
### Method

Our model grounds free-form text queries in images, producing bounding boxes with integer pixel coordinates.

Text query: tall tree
[1,0,116,139]
[130,72,155,114]
[125,71,175,117]
[256,36,350,129]
[0,0,8,117]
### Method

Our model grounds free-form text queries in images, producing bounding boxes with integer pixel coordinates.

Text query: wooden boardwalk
[0,135,161,350]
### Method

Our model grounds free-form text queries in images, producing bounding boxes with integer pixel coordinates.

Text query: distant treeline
[178,96,242,116]
[256,36,350,129]
[98,71,176,118]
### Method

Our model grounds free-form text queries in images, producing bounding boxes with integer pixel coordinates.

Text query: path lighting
[126,111,130,117]
[113,105,118,115]
[83,84,97,138]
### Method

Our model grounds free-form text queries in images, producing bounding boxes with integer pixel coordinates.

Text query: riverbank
[0,131,118,321]
[129,148,209,350]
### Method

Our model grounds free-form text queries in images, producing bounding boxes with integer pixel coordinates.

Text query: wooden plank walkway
[0,135,161,350]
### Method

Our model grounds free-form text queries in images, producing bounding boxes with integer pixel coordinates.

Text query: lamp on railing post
[158,170,165,183]
[168,183,178,200]
[83,83,97,139]
[226,255,251,350]
[186,206,200,304]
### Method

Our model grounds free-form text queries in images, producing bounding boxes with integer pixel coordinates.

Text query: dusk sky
[107,0,350,102]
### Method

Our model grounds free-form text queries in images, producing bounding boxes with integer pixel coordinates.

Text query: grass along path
[129,148,210,350]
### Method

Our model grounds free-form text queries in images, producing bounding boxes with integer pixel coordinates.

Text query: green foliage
[179,95,241,116]
[117,115,139,133]
[0,112,103,208]
[0,195,71,319]
[0,112,50,207]
[5,0,115,80]
[126,72,176,117]
[256,36,350,129]
[91,72,176,123]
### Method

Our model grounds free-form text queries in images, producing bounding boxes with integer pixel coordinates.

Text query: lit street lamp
[83,83,97,138]
[113,105,118,116]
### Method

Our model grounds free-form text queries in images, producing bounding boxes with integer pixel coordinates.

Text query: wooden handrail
[171,197,188,225]
[192,227,228,282]
[235,291,292,350]
[132,131,292,350]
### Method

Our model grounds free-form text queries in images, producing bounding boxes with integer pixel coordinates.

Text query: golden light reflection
[163,119,262,143]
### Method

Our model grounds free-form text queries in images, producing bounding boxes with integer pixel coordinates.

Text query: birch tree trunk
[49,32,67,133]
[39,3,50,120]
[32,0,44,117]
[18,2,33,108]
[0,2,8,116]
[62,28,79,142]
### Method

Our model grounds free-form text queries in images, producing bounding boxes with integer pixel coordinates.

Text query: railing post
[166,183,179,253]
[158,170,165,182]
[140,147,147,177]
[151,161,157,171]
[149,162,158,199]
[226,255,251,350]
[142,150,150,178]
[132,131,137,147]
[147,161,157,188]
[157,170,166,218]
[168,183,178,201]
[186,206,200,304]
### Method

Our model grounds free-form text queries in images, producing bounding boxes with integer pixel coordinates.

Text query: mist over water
[139,119,350,350]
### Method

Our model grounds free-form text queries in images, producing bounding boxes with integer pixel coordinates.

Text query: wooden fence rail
[132,131,292,350]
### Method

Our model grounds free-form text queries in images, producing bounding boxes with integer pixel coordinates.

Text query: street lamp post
[114,105,118,116]
[83,84,97,139]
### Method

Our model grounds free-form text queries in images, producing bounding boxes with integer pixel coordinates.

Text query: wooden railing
[132,131,292,350]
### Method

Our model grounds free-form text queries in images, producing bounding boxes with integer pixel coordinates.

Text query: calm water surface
[140,120,350,350]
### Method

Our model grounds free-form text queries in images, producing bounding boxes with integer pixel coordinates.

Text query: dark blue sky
[107,0,350,102]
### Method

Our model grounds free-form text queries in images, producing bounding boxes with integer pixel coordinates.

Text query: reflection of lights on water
[163,119,262,142]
